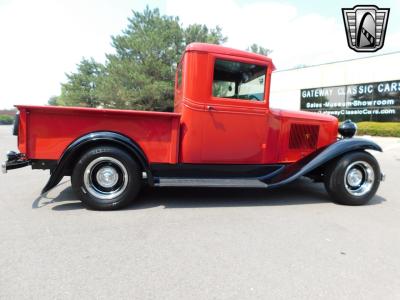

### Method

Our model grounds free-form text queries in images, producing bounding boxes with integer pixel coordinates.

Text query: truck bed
[16,105,181,164]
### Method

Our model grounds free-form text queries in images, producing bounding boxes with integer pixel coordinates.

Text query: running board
[155,178,268,188]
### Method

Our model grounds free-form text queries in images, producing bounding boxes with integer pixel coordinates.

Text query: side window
[212,59,266,101]
[176,63,182,89]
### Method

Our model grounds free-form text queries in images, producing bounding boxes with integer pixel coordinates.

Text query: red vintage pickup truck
[3,43,384,210]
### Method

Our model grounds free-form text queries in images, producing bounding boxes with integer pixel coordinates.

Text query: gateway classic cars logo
[342,5,390,52]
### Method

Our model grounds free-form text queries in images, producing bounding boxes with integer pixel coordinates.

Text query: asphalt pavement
[0,125,399,299]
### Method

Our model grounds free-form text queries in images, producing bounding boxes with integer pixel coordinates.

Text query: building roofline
[274,50,400,73]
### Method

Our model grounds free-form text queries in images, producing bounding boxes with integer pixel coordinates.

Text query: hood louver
[289,124,319,150]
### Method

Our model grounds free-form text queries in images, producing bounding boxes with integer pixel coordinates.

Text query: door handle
[207,105,215,111]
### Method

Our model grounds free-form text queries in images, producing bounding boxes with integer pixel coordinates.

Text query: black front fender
[42,131,151,194]
[263,138,382,187]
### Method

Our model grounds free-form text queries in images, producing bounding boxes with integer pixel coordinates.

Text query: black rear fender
[42,131,151,194]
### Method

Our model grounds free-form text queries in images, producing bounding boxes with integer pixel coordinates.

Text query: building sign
[301,80,400,121]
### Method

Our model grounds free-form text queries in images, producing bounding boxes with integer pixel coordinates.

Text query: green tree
[47,95,59,106]
[184,24,227,45]
[247,43,272,56]
[57,7,228,111]
[59,58,104,107]
[98,7,184,111]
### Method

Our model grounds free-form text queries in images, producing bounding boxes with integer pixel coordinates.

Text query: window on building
[212,59,266,101]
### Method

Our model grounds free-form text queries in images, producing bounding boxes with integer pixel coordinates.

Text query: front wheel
[71,146,141,210]
[324,151,381,206]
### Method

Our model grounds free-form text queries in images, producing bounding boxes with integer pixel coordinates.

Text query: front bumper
[1,151,30,174]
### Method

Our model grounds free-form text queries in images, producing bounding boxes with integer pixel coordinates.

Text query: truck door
[200,57,269,164]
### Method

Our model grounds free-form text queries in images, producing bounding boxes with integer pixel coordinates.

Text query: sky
[0,0,399,109]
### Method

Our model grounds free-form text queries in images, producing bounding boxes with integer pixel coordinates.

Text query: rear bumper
[1,151,30,174]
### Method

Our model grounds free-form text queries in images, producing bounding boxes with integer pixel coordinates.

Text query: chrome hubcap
[96,166,119,188]
[347,168,363,187]
[344,161,375,196]
[83,157,128,200]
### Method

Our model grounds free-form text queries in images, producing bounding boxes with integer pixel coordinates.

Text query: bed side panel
[21,106,180,163]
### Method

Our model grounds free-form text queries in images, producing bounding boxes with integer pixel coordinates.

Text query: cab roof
[185,43,276,71]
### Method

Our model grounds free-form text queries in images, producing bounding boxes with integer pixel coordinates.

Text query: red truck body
[4,43,383,210]
[16,43,338,166]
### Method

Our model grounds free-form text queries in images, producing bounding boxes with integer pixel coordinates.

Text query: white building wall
[269,51,400,110]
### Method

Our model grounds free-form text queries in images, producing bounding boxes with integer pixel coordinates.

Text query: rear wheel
[71,146,141,210]
[324,151,380,205]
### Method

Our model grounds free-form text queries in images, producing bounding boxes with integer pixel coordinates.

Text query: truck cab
[3,43,384,210]
[174,43,338,165]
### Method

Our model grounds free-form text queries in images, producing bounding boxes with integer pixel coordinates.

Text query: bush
[0,115,14,125]
[357,122,400,137]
